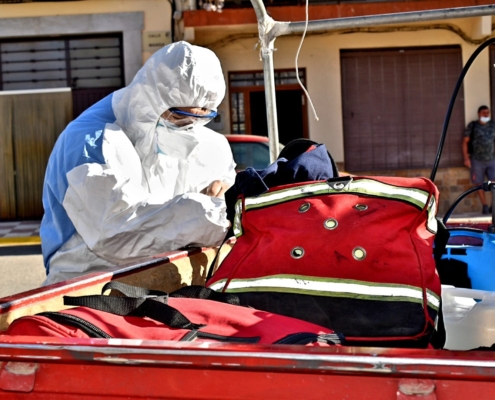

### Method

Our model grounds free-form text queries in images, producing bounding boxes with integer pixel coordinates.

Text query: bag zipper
[38,312,113,339]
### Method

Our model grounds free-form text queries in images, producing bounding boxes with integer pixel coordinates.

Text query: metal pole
[263,48,280,163]
[270,5,495,40]
[251,0,280,163]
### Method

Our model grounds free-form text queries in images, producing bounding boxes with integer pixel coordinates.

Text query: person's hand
[201,180,230,198]
[463,157,471,168]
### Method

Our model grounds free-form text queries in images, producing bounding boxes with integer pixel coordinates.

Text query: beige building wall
[207,17,493,167]
[0,0,171,73]
[1,4,491,153]
[3,3,490,162]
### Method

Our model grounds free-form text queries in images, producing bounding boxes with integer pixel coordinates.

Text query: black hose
[430,36,495,182]
[442,184,483,224]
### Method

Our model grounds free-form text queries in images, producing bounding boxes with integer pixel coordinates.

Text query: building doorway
[229,69,308,145]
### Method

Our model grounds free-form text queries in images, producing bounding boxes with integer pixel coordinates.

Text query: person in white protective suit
[40,41,236,285]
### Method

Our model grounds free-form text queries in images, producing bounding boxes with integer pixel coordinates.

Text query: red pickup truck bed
[0,240,493,399]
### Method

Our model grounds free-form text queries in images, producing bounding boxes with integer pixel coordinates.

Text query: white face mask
[480,116,491,123]
[156,118,200,158]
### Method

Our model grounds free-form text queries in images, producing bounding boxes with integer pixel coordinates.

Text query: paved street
[0,252,45,298]
[0,221,44,298]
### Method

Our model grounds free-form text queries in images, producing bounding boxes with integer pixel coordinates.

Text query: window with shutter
[341,46,464,172]
[0,34,124,117]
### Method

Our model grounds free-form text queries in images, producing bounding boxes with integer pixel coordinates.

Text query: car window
[229,142,270,170]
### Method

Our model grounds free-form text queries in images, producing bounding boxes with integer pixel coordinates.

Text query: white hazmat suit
[40,41,236,285]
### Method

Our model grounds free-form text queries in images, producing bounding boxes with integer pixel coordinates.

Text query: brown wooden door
[0,91,72,220]
[0,95,15,220]
[341,46,465,172]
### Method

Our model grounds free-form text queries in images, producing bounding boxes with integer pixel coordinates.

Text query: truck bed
[0,240,494,399]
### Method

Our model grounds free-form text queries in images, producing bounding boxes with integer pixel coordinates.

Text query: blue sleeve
[40,94,116,272]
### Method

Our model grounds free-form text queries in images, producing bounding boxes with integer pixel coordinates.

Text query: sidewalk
[0,221,44,297]
[0,220,41,246]
[0,213,492,241]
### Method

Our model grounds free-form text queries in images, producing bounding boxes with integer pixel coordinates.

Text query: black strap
[433,218,450,262]
[64,290,204,331]
[425,217,448,350]
[206,236,231,282]
[61,281,341,346]
[101,281,168,298]
[63,281,240,331]
[429,301,446,350]
[104,281,241,305]
[170,285,240,305]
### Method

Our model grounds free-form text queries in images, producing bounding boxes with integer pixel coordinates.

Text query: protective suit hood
[112,41,226,159]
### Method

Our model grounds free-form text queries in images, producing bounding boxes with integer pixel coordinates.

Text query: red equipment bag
[5,282,343,346]
[207,175,442,348]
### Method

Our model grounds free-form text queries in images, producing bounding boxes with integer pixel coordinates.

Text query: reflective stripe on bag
[208,275,440,311]
[233,199,243,238]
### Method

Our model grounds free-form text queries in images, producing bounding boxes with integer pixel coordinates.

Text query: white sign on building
[143,31,171,53]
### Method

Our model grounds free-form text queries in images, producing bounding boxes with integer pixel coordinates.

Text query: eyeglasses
[168,108,217,119]
[164,108,218,128]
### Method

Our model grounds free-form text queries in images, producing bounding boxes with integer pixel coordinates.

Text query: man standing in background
[462,105,495,214]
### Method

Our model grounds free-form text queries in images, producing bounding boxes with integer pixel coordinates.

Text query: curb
[0,237,41,247]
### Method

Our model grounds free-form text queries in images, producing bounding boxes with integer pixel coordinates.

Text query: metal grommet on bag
[354,204,368,211]
[299,203,311,213]
[333,182,345,190]
[291,247,305,259]
[352,247,366,261]
[324,219,338,230]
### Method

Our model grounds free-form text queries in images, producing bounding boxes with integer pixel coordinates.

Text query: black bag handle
[62,281,342,345]
[64,281,240,330]
[64,281,203,330]
[205,236,231,282]
[170,284,240,305]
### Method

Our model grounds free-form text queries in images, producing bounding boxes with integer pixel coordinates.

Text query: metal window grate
[230,70,305,87]
[231,92,245,134]
[0,34,124,91]
[69,37,123,88]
